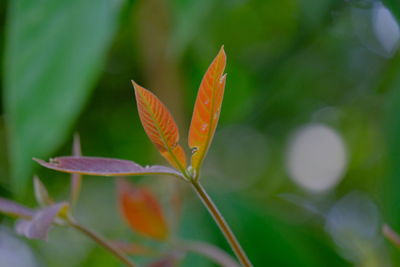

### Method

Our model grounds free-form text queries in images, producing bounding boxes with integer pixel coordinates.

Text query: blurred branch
[382,224,400,249]
[68,218,137,267]
[178,240,240,267]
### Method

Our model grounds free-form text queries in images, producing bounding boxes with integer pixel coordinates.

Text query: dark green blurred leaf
[3,0,123,195]
[383,0,400,23]
[382,52,400,225]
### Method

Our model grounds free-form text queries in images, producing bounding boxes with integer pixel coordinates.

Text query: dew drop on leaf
[191,147,198,154]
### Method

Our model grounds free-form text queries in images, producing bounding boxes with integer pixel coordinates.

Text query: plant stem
[190,181,253,267]
[68,219,137,267]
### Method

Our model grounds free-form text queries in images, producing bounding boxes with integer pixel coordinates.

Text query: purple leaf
[0,198,34,218]
[34,156,183,179]
[15,202,68,240]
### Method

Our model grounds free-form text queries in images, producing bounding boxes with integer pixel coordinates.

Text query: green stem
[68,219,137,267]
[190,181,253,267]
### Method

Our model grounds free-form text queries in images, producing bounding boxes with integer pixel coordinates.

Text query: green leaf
[3,0,123,196]
[382,52,400,225]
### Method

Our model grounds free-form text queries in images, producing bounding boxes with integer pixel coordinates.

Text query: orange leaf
[117,179,168,241]
[188,46,226,174]
[132,81,187,171]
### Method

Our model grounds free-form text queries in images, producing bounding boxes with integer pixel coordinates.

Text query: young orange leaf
[189,46,226,174]
[132,81,187,171]
[117,179,168,241]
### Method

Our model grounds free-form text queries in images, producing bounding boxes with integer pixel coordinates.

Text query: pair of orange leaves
[133,46,227,175]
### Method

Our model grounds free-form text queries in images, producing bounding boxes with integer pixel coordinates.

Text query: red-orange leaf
[133,81,187,171]
[117,179,168,241]
[188,46,226,173]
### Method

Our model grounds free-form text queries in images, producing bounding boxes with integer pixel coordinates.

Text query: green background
[1,0,400,266]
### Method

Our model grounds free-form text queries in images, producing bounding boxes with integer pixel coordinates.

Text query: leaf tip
[219,45,226,60]
[131,80,143,92]
[33,158,45,165]
[131,81,149,101]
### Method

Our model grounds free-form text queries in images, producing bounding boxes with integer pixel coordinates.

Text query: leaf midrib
[194,55,224,171]
[139,90,186,172]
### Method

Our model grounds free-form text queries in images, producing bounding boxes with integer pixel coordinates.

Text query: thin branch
[68,219,137,267]
[383,224,400,249]
[190,181,252,267]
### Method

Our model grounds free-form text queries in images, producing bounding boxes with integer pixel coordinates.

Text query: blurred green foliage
[3,0,123,196]
[1,0,400,266]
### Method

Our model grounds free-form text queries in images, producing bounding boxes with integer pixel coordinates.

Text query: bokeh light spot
[286,124,347,193]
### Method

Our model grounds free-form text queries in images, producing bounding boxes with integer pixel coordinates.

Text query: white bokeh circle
[286,124,347,192]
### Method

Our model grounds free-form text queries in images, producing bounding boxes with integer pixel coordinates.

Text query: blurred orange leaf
[118,179,168,241]
[189,46,226,174]
[132,81,187,171]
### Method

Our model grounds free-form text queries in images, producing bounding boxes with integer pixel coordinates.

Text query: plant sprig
[36,46,253,266]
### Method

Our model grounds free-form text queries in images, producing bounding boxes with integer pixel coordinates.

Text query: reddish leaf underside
[34,157,183,179]
[132,82,187,171]
[188,46,227,172]
[118,179,168,241]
